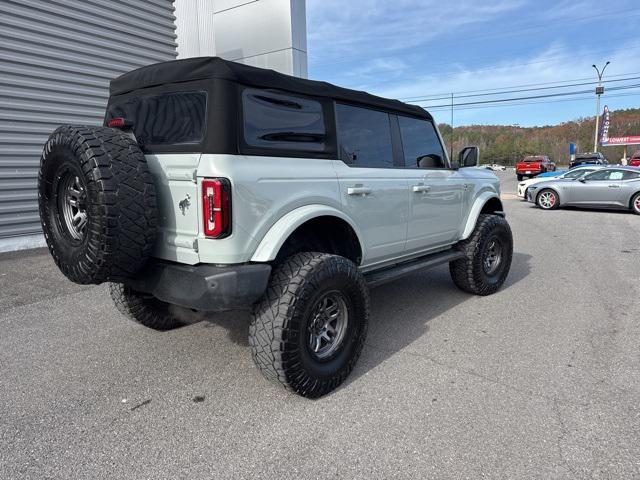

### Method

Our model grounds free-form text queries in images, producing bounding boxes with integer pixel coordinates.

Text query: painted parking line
[501,193,519,200]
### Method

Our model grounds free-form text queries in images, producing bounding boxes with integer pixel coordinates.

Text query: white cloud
[369,41,639,126]
[306,0,640,126]
[306,0,526,65]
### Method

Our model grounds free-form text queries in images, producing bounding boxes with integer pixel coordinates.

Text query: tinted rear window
[242,89,326,153]
[106,91,207,146]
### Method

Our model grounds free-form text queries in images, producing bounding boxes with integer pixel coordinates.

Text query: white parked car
[480,164,506,171]
[516,166,603,198]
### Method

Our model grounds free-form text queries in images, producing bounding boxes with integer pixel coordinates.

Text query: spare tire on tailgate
[38,126,157,285]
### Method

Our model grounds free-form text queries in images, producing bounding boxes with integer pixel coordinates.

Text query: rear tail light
[202,178,231,238]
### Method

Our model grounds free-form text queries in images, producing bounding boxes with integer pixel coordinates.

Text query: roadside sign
[599,106,610,145]
[601,136,640,146]
[569,143,575,155]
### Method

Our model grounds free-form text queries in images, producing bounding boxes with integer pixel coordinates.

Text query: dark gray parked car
[569,152,608,169]
[526,167,640,214]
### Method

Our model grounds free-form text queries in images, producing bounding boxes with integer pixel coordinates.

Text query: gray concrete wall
[175,0,308,77]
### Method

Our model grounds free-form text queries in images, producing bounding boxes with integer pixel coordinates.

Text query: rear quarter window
[242,89,327,153]
[106,91,207,147]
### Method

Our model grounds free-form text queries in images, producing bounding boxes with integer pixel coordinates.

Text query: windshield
[563,168,593,179]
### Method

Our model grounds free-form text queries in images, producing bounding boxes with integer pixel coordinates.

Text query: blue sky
[306,0,640,127]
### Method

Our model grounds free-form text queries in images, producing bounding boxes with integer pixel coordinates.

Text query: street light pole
[592,61,610,152]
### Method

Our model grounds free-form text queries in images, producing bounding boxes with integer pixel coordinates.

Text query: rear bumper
[124,261,272,312]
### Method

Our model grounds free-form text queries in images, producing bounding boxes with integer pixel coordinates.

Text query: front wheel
[249,253,369,398]
[450,214,513,296]
[536,188,559,210]
[631,192,640,215]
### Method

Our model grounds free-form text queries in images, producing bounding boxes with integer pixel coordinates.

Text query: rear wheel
[536,189,559,210]
[109,283,185,331]
[249,252,369,398]
[517,174,523,181]
[631,192,640,215]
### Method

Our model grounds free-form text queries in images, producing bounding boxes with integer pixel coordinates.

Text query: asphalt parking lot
[1,171,639,479]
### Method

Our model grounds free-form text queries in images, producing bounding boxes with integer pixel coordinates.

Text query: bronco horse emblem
[178,194,191,215]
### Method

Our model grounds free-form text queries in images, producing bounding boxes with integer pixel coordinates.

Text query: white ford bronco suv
[38,57,512,398]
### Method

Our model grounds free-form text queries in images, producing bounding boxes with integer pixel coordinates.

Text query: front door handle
[347,186,372,196]
[608,184,621,188]
[412,185,431,193]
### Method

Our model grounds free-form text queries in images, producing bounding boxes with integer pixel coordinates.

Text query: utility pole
[592,61,610,152]
[512,123,520,165]
[450,92,454,161]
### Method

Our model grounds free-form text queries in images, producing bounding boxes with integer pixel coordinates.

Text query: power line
[426,91,640,113]
[401,75,640,103]
[399,71,640,100]
[412,83,640,109]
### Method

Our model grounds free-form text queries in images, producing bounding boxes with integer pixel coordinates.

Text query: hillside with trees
[439,107,640,166]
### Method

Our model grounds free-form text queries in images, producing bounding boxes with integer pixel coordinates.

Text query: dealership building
[0,0,307,252]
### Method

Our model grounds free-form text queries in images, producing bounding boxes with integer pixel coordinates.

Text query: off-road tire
[249,252,369,398]
[449,214,513,296]
[631,192,640,215]
[38,126,157,285]
[109,283,185,331]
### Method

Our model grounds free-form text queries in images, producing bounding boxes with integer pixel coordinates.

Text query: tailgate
[144,153,201,265]
[517,162,541,172]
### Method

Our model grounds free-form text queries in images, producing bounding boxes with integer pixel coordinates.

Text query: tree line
[439,107,640,166]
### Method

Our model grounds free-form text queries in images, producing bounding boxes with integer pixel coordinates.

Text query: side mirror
[457,146,480,168]
[579,178,587,183]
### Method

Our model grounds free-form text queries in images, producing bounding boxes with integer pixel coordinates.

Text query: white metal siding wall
[0,0,177,249]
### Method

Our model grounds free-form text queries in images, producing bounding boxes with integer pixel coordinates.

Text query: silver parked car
[526,166,640,214]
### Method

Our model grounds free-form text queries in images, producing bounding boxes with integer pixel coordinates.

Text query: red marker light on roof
[107,117,125,128]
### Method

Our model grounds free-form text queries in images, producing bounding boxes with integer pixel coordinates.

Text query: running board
[364,249,465,288]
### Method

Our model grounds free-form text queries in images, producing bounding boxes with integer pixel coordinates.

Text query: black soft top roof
[110,56,431,120]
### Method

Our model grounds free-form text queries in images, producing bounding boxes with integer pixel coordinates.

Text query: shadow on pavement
[188,251,532,393]
[341,251,532,389]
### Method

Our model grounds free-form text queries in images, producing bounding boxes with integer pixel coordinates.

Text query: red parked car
[629,150,640,167]
[516,155,556,181]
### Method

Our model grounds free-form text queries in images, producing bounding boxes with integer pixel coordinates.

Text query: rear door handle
[347,186,372,196]
[608,184,621,188]
[412,185,431,193]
